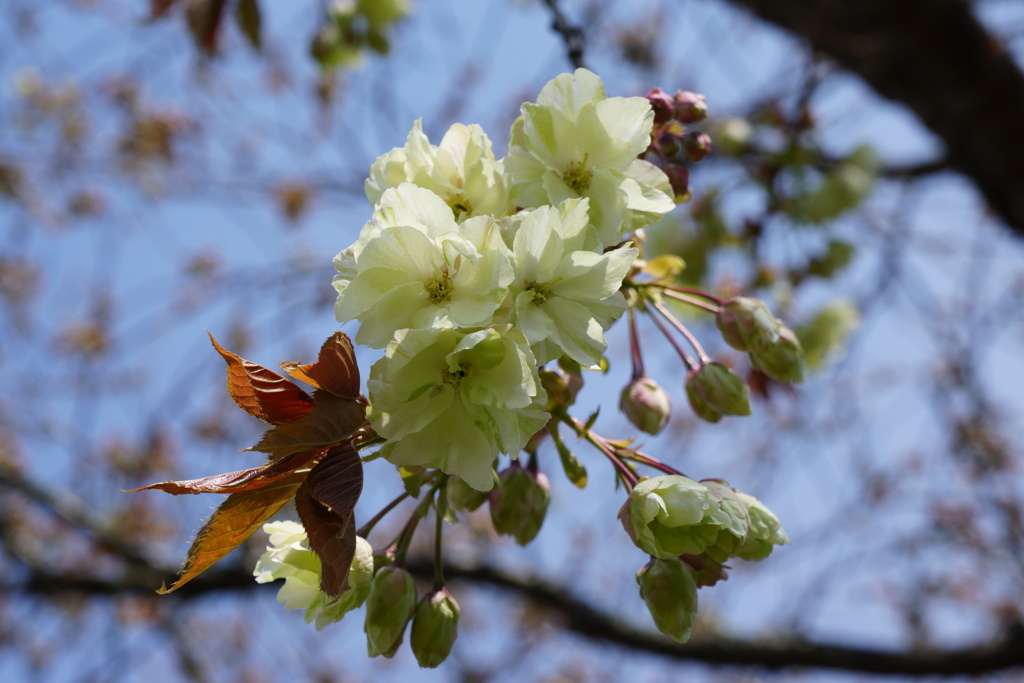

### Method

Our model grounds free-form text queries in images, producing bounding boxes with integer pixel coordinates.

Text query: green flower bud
[620,377,672,435]
[735,491,790,561]
[410,588,460,668]
[699,480,750,563]
[489,463,551,545]
[685,362,751,423]
[619,475,722,558]
[715,297,781,352]
[364,565,417,658]
[636,558,699,643]
[446,474,489,513]
[750,326,805,384]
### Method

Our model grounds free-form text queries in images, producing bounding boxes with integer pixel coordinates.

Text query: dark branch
[5,556,1023,677]
[542,0,586,70]
[722,0,1024,235]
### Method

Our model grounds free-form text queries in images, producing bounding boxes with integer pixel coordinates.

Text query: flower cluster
[620,474,789,641]
[333,68,676,491]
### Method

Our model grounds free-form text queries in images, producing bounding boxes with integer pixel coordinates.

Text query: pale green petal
[542,296,608,365]
[352,282,431,347]
[583,169,628,246]
[577,97,653,170]
[534,68,605,118]
[521,103,580,171]
[554,246,637,301]
[512,205,566,282]
[374,184,458,238]
[513,289,557,345]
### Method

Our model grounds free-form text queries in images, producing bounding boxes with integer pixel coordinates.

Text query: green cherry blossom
[506,197,637,365]
[367,326,548,491]
[333,183,513,348]
[506,68,674,246]
[366,119,511,219]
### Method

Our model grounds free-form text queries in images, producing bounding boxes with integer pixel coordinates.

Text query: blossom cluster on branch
[136,69,802,668]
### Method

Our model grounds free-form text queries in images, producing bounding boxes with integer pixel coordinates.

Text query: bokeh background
[2,0,1024,681]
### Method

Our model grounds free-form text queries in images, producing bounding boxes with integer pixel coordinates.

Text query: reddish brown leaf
[295,480,356,596]
[209,332,313,425]
[306,443,362,517]
[281,332,361,398]
[249,391,365,459]
[184,0,228,57]
[126,448,326,495]
[158,470,305,594]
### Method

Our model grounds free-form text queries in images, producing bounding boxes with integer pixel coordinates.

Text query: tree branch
[721,0,1024,235]
[5,556,1022,677]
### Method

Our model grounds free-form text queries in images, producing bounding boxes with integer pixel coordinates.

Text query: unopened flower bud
[699,480,749,563]
[646,87,675,124]
[489,463,551,545]
[657,130,684,160]
[636,558,699,643]
[446,474,488,512]
[681,131,712,163]
[673,90,708,124]
[685,362,751,423]
[410,588,460,668]
[715,297,781,352]
[364,565,417,658]
[620,377,672,435]
[750,326,804,384]
[664,164,690,202]
[735,491,790,561]
[619,475,719,558]
[540,367,571,410]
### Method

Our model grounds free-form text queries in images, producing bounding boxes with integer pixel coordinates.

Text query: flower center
[425,266,454,303]
[446,193,472,217]
[442,362,470,389]
[562,156,592,194]
[525,279,559,304]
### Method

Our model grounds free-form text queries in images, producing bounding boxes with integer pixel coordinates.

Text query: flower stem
[357,491,410,539]
[652,299,710,364]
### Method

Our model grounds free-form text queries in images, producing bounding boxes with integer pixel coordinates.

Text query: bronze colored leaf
[306,443,362,517]
[209,332,313,425]
[185,0,228,57]
[295,478,357,596]
[127,447,326,495]
[281,332,360,398]
[249,391,365,459]
[157,470,305,593]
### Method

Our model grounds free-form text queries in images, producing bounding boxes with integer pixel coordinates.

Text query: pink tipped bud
[673,91,708,124]
[646,87,675,124]
[682,131,712,163]
[664,165,691,202]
